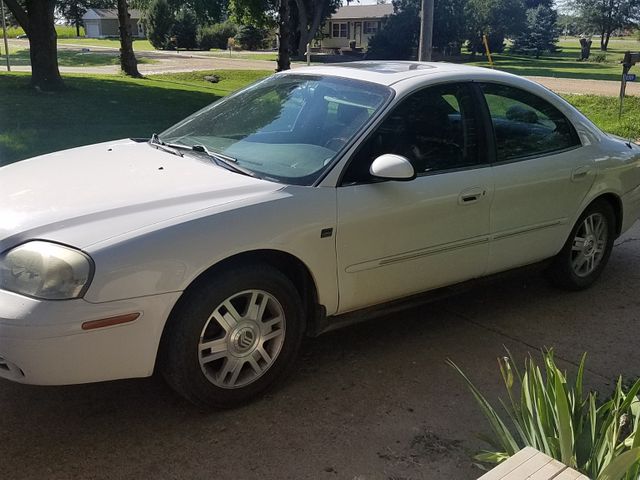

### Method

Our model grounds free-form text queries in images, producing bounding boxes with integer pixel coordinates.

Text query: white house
[82,9,145,38]
[318,4,393,51]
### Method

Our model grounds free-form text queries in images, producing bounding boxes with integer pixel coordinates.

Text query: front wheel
[547,200,615,291]
[160,264,305,408]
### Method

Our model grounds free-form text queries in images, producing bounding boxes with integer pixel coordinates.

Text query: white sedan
[1,62,640,407]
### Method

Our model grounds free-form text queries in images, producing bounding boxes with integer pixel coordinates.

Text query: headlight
[0,241,93,300]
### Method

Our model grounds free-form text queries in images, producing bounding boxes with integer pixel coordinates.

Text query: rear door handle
[571,166,592,182]
[458,187,486,205]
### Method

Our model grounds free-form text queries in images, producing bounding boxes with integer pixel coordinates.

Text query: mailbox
[619,51,639,117]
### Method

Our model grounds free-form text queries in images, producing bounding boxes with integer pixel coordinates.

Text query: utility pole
[418,0,434,62]
[1,0,10,71]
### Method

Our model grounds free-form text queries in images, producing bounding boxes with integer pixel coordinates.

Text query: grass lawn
[0,70,270,165]
[0,69,638,166]
[466,37,640,82]
[4,48,156,67]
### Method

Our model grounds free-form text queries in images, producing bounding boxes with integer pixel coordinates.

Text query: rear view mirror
[369,154,416,181]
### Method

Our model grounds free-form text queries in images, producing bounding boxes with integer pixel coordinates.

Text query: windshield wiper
[191,145,257,177]
[175,144,258,178]
[149,133,184,157]
[150,136,257,178]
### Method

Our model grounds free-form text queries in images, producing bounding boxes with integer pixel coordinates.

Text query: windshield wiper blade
[149,137,257,178]
[187,144,258,178]
[149,133,184,157]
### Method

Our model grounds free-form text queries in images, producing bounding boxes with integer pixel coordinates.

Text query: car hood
[0,139,283,249]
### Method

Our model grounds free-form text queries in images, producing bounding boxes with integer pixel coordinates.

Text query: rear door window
[480,83,580,162]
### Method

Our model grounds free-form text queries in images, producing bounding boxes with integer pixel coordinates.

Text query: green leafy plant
[448,351,640,480]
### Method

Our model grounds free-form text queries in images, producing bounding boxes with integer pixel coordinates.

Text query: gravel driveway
[1,222,639,480]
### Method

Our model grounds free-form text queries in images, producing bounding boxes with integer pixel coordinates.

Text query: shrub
[197,22,238,50]
[234,25,268,51]
[144,0,174,49]
[449,350,640,479]
[173,8,198,50]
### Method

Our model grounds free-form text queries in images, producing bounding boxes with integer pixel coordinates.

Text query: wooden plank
[505,452,555,478]
[478,447,540,480]
[527,459,566,480]
[551,469,583,480]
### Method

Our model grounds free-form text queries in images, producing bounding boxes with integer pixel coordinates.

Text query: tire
[160,264,305,408]
[547,199,616,291]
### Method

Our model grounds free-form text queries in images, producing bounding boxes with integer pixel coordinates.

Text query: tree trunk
[579,37,592,60]
[276,0,291,71]
[24,0,64,90]
[295,0,324,58]
[117,0,141,77]
[602,32,611,52]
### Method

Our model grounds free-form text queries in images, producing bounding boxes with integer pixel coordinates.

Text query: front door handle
[571,166,592,182]
[458,186,486,205]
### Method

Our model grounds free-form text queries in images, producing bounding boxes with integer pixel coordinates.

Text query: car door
[477,83,597,274]
[335,82,494,313]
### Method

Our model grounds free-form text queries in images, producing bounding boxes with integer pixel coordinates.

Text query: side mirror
[369,154,416,181]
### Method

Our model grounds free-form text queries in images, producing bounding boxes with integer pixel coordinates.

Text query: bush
[173,9,198,49]
[197,22,238,50]
[234,25,268,51]
[449,350,640,479]
[144,0,174,49]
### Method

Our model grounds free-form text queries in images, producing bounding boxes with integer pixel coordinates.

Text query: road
[2,39,639,96]
[1,222,639,480]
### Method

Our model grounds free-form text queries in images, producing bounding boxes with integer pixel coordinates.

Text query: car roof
[284,61,517,87]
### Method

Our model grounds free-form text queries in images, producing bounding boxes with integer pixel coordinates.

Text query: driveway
[1,221,639,480]
[3,39,639,96]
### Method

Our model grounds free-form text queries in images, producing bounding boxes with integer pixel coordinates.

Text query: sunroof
[336,62,434,74]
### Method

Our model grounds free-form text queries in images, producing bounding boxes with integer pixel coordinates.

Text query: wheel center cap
[584,235,596,255]
[230,325,258,354]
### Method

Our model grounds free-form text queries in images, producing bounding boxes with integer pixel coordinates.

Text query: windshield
[159,74,392,185]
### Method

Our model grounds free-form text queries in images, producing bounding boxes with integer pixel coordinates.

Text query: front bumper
[0,289,181,385]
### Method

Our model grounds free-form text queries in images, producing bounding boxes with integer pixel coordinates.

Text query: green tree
[366,0,418,60]
[144,0,174,49]
[235,24,268,49]
[173,8,198,49]
[366,0,467,60]
[134,0,224,24]
[512,4,559,57]
[571,0,640,51]
[465,0,526,54]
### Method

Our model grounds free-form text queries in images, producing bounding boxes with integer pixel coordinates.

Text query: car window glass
[160,75,391,185]
[480,83,580,162]
[342,83,480,184]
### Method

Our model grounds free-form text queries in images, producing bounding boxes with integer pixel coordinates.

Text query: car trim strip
[345,236,490,273]
[492,219,567,241]
[345,218,567,273]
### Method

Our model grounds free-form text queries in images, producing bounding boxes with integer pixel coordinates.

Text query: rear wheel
[160,264,305,408]
[547,200,615,290]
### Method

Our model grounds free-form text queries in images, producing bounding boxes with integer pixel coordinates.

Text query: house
[82,9,145,38]
[318,3,393,51]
